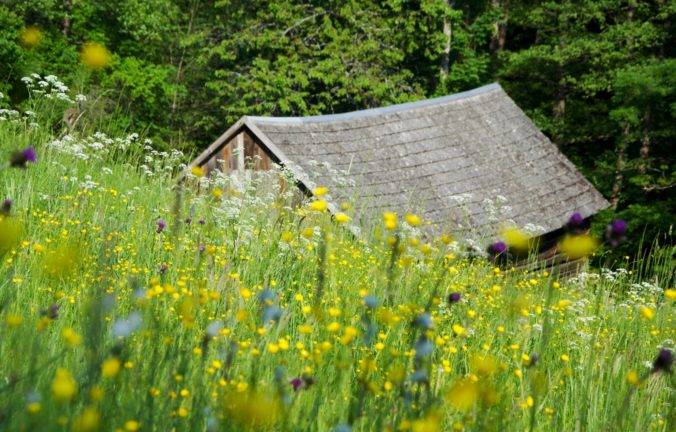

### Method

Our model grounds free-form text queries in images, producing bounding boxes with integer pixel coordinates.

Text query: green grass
[0,92,674,432]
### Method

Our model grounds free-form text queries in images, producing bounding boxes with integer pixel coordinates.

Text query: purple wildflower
[447,292,461,304]
[1,199,12,215]
[198,218,205,225]
[566,212,587,234]
[41,304,60,319]
[198,244,206,252]
[487,241,507,257]
[156,220,166,234]
[605,219,627,248]
[290,377,303,391]
[653,348,673,374]
[528,354,539,368]
[160,264,168,273]
[185,218,192,225]
[9,147,37,168]
[290,375,315,392]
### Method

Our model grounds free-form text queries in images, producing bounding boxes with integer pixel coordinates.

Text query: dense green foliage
[1,0,674,255]
[0,88,675,431]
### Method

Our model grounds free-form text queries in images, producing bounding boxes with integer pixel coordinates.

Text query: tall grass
[0,80,674,431]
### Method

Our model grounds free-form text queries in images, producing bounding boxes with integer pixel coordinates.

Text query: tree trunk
[63,1,72,37]
[638,109,650,175]
[172,0,199,116]
[489,1,509,53]
[440,0,453,81]
[610,123,630,210]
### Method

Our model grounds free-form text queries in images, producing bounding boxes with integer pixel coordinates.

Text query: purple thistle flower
[447,292,461,304]
[9,146,37,168]
[605,219,628,248]
[568,212,584,226]
[652,348,673,374]
[488,241,507,256]
[185,218,192,225]
[156,220,166,234]
[566,212,588,234]
[610,219,627,235]
[290,375,315,391]
[198,218,206,225]
[1,199,12,215]
[290,377,303,391]
[160,264,168,273]
[198,244,206,252]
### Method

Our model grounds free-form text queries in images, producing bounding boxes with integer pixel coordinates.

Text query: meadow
[0,76,674,432]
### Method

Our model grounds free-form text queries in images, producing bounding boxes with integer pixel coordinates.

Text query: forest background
[1,0,674,257]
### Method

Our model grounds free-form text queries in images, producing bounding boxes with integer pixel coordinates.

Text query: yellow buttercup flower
[309,200,327,212]
[313,187,328,197]
[191,166,205,177]
[639,306,654,320]
[405,213,422,227]
[626,370,640,385]
[383,212,397,230]
[334,212,350,223]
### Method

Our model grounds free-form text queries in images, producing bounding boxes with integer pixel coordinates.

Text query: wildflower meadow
[1,77,675,432]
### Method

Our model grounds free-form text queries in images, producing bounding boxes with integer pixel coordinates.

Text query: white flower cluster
[0,108,38,127]
[139,143,185,177]
[21,73,86,104]
[48,132,185,178]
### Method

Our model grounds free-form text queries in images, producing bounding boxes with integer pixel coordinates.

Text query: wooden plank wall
[201,131,275,176]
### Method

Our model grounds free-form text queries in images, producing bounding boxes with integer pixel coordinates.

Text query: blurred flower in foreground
[0,216,22,255]
[447,379,479,411]
[1,199,12,215]
[222,391,280,426]
[9,146,37,168]
[42,243,81,278]
[72,406,101,432]
[501,226,531,253]
[558,234,598,259]
[112,311,143,338]
[652,348,673,374]
[19,26,42,49]
[52,368,77,402]
[80,42,112,70]
[605,219,627,248]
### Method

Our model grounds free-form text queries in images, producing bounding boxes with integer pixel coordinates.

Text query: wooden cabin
[189,83,609,274]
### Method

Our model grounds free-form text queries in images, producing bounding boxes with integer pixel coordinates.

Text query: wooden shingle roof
[192,83,609,235]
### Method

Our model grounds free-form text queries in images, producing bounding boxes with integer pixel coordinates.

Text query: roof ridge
[247,82,502,124]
